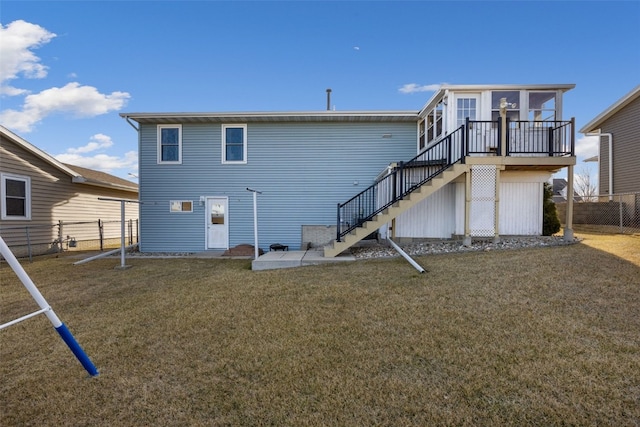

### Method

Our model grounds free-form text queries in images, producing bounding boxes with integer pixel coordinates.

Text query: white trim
[221,124,247,164]
[1,173,31,220]
[157,124,182,164]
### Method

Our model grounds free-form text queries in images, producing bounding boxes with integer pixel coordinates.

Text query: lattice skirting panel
[470,165,496,237]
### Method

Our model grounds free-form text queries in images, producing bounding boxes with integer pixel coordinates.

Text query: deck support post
[463,170,472,247]
[564,165,575,241]
[493,167,501,244]
[499,98,508,157]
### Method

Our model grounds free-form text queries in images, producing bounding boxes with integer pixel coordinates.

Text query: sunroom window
[491,91,520,121]
[528,92,556,122]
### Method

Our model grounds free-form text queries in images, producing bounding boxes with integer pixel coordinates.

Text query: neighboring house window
[158,125,182,164]
[1,174,31,220]
[170,200,193,212]
[222,124,247,164]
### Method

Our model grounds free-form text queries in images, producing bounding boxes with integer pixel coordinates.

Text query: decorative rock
[350,236,579,259]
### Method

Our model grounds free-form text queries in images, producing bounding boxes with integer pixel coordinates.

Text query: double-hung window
[157,125,182,164]
[222,124,247,164]
[1,174,31,220]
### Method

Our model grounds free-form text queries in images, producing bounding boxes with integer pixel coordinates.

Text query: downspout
[387,238,425,273]
[586,132,613,201]
[123,115,139,132]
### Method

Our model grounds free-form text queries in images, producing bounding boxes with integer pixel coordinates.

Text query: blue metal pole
[55,323,99,376]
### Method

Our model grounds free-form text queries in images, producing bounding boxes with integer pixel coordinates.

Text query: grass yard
[1,232,639,426]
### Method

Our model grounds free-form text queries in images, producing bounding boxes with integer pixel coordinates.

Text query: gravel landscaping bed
[351,236,580,259]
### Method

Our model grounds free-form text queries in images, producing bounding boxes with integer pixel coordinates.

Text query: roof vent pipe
[326,88,332,111]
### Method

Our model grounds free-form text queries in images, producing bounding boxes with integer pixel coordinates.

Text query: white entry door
[206,197,228,249]
[454,94,482,155]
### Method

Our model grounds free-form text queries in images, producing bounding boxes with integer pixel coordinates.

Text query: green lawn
[1,232,639,426]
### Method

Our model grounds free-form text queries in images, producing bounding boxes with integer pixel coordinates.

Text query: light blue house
[121,84,577,256]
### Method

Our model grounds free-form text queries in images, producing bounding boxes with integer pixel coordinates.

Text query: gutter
[586,132,613,200]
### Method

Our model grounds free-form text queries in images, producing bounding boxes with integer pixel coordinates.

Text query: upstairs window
[222,124,247,164]
[1,174,31,220]
[157,125,182,164]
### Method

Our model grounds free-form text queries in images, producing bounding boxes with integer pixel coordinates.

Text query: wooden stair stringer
[324,163,468,257]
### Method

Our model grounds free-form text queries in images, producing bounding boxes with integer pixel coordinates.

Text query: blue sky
[1,1,639,182]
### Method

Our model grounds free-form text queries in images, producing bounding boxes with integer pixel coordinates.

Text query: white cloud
[0,20,130,132]
[575,135,600,160]
[398,83,441,94]
[65,133,114,154]
[55,150,138,173]
[54,134,137,173]
[0,82,130,132]
[0,20,56,95]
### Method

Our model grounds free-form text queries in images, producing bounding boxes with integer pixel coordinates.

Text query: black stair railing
[336,125,466,242]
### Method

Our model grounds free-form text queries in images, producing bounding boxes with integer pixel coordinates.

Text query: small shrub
[543,182,561,235]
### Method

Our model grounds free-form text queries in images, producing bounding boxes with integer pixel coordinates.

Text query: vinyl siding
[394,184,457,239]
[139,121,417,252]
[598,96,640,194]
[385,171,550,239]
[499,172,549,235]
[0,135,139,250]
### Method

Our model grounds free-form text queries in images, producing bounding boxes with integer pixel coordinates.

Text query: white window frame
[157,124,182,164]
[1,173,31,220]
[222,124,247,164]
[169,200,193,213]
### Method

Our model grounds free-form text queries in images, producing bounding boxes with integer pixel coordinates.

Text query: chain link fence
[556,192,640,234]
[0,219,139,261]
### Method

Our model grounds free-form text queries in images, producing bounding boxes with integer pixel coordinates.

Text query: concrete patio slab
[251,249,355,271]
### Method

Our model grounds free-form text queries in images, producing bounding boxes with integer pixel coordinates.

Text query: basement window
[170,200,193,213]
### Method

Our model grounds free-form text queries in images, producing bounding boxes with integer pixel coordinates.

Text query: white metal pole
[0,236,98,376]
[246,188,262,260]
[253,191,259,260]
[120,200,126,268]
[0,237,62,327]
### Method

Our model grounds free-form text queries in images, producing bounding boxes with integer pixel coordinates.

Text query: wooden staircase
[324,163,468,257]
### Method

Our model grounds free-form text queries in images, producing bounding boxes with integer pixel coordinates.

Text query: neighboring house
[121,84,576,256]
[552,178,581,203]
[580,85,640,196]
[0,125,139,257]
